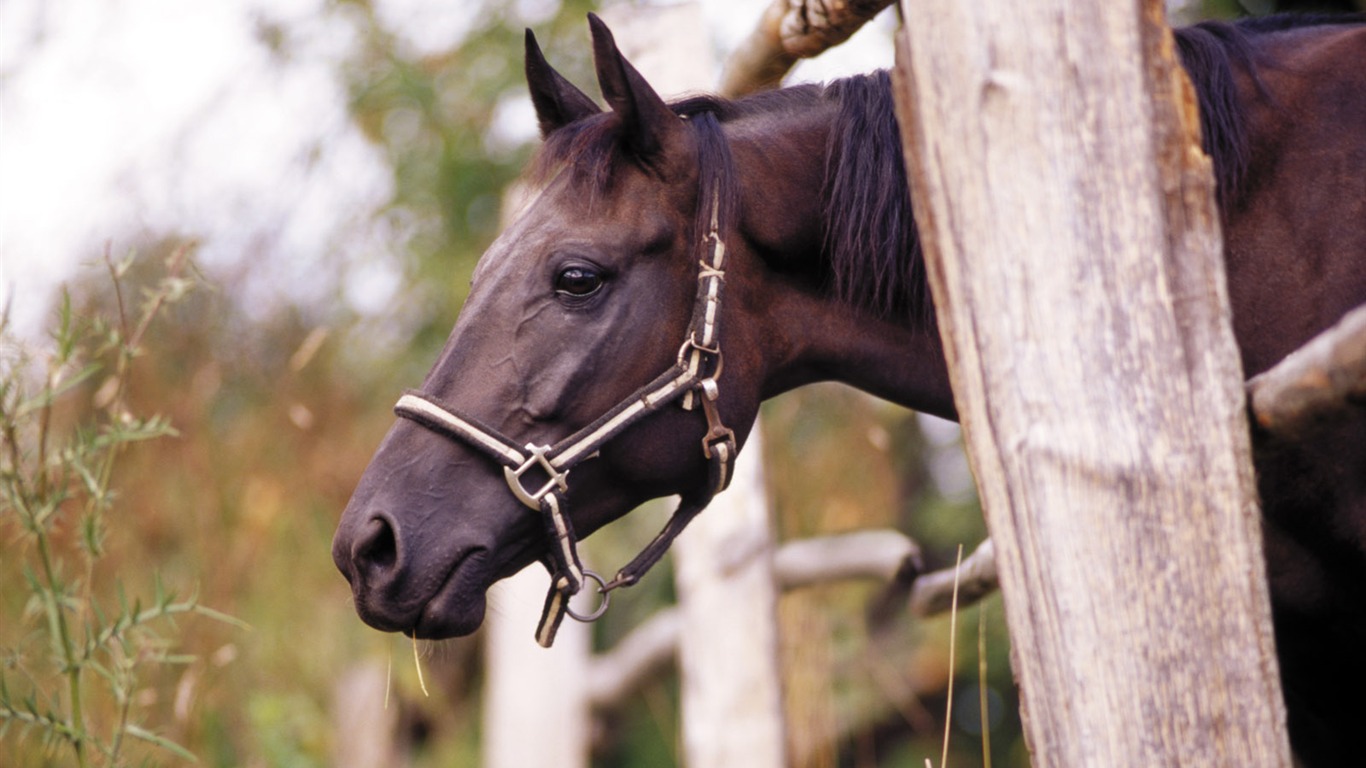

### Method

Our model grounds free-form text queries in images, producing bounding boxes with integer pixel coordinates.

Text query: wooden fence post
[673,427,786,768]
[482,565,591,768]
[892,0,1290,764]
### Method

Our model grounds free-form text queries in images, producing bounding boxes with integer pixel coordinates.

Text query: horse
[333,13,1366,764]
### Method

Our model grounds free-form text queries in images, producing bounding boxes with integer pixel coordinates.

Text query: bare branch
[773,528,920,587]
[588,530,986,710]
[1247,304,1366,439]
[907,538,996,617]
[586,610,681,710]
[720,0,894,97]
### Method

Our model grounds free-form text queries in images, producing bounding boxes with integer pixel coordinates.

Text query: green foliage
[1,249,244,766]
[337,0,602,364]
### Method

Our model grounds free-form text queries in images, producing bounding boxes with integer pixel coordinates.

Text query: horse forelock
[528,111,623,202]
[525,98,742,262]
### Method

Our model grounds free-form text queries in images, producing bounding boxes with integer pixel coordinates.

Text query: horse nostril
[355,515,399,573]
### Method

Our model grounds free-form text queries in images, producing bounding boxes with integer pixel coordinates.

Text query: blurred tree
[337,0,602,370]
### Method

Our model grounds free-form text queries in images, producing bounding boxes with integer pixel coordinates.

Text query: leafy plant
[1,247,243,766]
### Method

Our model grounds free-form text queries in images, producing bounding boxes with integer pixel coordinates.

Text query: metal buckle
[697,384,736,460]
[676,334,720,365]
[703,426,736,460]
[503,444,569,510]
[676,335,724,380]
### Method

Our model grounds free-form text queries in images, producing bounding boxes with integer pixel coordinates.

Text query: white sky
[0,0,895,338]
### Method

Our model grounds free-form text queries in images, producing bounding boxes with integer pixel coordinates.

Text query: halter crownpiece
[394,184,736,647]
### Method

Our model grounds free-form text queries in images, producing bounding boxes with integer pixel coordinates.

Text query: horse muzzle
[331,422,540,639]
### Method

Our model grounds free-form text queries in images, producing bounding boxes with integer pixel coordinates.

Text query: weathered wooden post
[893,0,1290,764]
[483,568,590,768]
[673,427,785,768]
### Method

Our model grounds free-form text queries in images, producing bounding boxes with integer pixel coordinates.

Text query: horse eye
[555,266,603,297]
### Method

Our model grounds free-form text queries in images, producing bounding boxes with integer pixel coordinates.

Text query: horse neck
[752,283,956,420]
[726,102,957,421]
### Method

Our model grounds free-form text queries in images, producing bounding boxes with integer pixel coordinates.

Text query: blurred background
[2,1,1355,766]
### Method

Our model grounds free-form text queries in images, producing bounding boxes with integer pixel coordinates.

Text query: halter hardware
[503,444,569,508]
[564,570,612,623]
[699,382,735,461]
[394,185,736,647]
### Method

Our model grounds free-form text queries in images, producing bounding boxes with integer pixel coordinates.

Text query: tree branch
[586,610,680,710]
[588,529,986,709]
[906,537,997,617]
[772,528,920,587]
[719,0,894,97]
[1247,304,1366,439]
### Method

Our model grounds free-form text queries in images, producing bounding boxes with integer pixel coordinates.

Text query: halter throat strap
[393,186,735,647]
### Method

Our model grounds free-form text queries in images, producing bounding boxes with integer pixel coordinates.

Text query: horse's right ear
[588,13,683,170]
[526,29,601,137]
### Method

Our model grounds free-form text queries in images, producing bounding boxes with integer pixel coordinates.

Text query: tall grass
[1,248,243,766]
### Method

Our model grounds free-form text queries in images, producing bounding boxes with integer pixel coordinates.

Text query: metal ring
[565,570,611,623]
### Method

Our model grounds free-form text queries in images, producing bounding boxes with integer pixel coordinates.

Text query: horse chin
[408,549,495,639]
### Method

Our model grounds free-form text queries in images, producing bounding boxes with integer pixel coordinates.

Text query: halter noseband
[394,186,737,647]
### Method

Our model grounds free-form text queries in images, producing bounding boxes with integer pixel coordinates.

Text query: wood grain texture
[893,0,1290,764]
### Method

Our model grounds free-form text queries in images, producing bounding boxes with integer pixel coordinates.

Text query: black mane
[528,14,1361,321]
[1175,13,1364,203]
[821,71,927,320]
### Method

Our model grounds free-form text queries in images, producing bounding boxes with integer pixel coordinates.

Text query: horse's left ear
[526,29,601,137]
[587,13,684,169]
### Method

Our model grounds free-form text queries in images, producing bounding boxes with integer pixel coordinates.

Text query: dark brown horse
[333,13,1366,763]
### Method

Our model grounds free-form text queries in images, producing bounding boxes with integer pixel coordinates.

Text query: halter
[394,186,737,647]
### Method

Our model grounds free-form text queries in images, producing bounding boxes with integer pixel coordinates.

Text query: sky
[0,0,896,338]
[0,0,387,334]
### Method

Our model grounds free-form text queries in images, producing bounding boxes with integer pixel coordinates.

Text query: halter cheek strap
[394,187,736,647]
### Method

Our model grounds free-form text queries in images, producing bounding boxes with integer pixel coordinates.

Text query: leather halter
[394,186,737,647]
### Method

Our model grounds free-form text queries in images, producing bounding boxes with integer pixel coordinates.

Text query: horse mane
[1174,21,1258,205]
[1174,13,1365,206]
[527,13,1363,321]
[820,71,927,321]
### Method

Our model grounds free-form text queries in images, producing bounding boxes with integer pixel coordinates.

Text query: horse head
[333,16,772,643]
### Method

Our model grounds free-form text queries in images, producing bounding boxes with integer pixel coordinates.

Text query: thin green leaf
[124,723,198,763]
[157,654,198,666]
[14,362,102,419]
[192,605,250,632]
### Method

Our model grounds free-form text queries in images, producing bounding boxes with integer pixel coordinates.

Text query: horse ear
[587,13,683,166]
[525,28,601,137]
